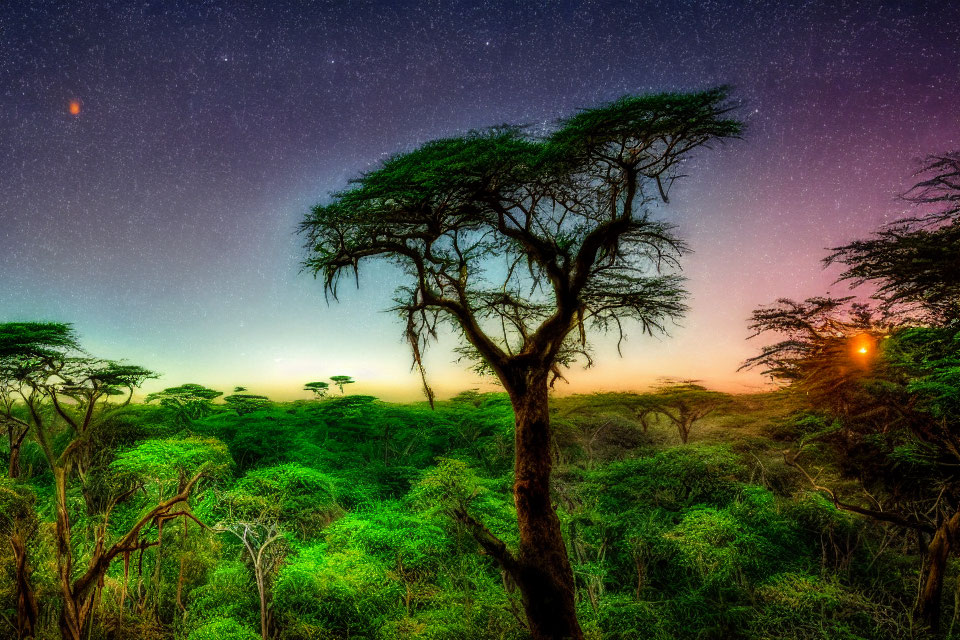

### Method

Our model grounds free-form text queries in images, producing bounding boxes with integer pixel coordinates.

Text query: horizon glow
[2,1,958,402]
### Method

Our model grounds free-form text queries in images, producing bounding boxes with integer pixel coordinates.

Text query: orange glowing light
[851,334,876,361]
[68,100,81,115]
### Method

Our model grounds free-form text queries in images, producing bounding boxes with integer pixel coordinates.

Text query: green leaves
[301,89,742,386]
[146,383,223,426]
[223,393,272,416]
[111,436,232,487]
[545,87,743,173]
[225,463,342,538]
[0,322,80,359]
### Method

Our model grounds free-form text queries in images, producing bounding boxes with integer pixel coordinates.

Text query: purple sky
[2,0,958,399]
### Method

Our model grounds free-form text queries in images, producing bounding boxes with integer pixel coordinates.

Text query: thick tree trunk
[916,511,960,632]
[507,369,583,640]
[11,532,38,639]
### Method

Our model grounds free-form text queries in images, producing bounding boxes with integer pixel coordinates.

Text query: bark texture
[917,511,960,632]
[507,369,583,640]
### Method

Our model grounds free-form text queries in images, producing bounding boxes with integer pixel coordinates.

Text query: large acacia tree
[301,88,741,639]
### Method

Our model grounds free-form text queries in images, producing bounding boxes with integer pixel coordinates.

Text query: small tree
[303,381,330,399]
[216,464,341,640]
[650,380,730,444]
[146,383,223,427]
[301,88,741,638]
[224,392,272,416]
[216,521,283,640]
[329,375,354,394]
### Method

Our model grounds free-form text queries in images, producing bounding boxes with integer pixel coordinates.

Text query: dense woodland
[1,90,958,639]
[2,377,959,640]
[0,378,928,640]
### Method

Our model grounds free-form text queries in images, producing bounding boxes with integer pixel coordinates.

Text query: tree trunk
[53,466,85,640]
[507,368,583,640]
[9,440,22,479]
[11,532,38,639]
[917,511,960,632]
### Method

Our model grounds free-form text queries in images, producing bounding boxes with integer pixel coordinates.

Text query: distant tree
[301,88,741,639]
[146,383,223,427]
[650,380,730,444]
[632,396,662,434]
[303,380,330,399]
[329,375,354,394]
[224,392,272,416]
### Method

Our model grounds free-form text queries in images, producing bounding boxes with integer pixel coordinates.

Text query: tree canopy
[827,152,960,321]
[301,88,741,397]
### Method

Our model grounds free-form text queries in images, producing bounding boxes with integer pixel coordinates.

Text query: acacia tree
[650,380,730,444]
[740,296,960,629]
[0,323,80,479]
[745,153,960,632]
[303,380,330,399]
[301,88,741,639]
[825,152,960,631]
[329,375,354,394]
[145,383,223,427]
[224,389,272,415]
[826,152,960,323]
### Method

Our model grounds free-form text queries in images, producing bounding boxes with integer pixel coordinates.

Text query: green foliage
[224,393,272,416]
[749,572,899,640]
[226,463,342,539]
[889,326,960,422]
[6,386,934,639]
[0,477,36,533]
[273,543,401,638]
[111,436,232,487]
[145,383,223,427]
[188,616,261,640]
[186,561,260,632]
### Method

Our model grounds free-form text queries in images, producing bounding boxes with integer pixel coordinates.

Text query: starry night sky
[2,0,959,400]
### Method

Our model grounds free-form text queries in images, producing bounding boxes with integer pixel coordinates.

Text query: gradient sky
[2,0,959,401]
